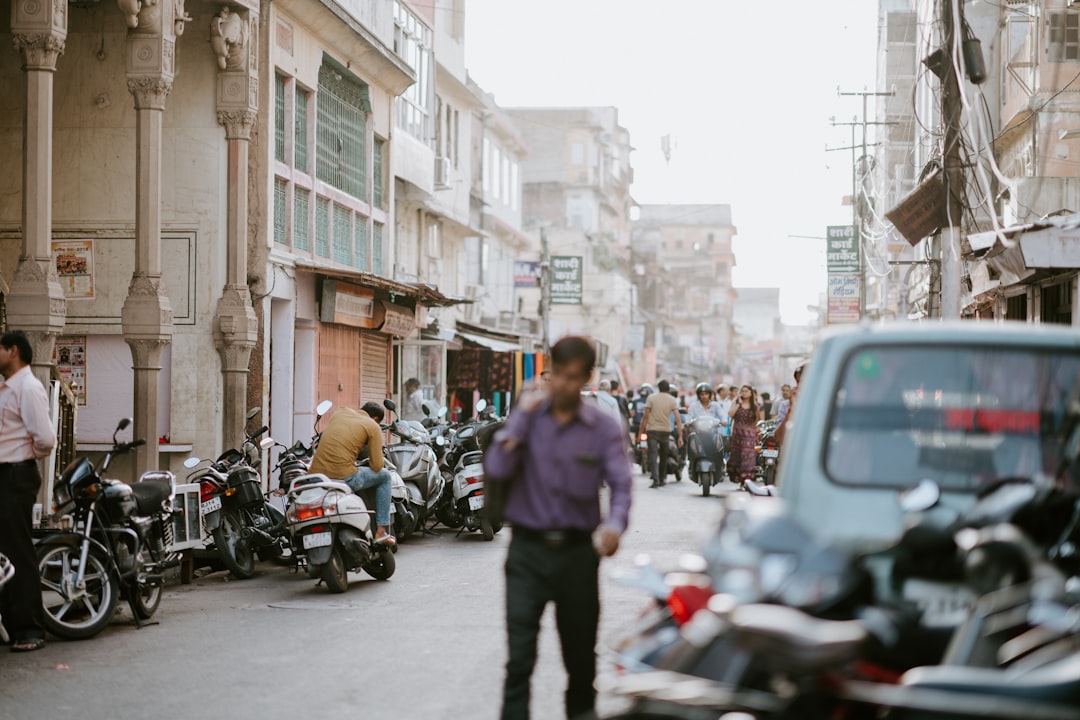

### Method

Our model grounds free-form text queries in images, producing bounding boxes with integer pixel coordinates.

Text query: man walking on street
[0,331,56,652]
[485,335,632,720]
[402,377,425,422]
[640,379,682,488]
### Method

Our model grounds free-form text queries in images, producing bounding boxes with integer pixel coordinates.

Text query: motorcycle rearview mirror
[316,399,333,417]
[438,406,448,419]
[476,399,488,413]
[116,417,132,432]
[436,435,447,447]
[246,407,260,421]
[259,437,275,450]
[422,404,431,416]
[383,398,397,412]
[183,456,201,469]
[899,478,941,514]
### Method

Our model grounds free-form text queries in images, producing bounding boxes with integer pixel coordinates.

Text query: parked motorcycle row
[600,474,1080,720]
[17,398,509,642]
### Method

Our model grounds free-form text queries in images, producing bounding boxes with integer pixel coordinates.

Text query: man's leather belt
[0,459,35,468]
[514,526,592,549]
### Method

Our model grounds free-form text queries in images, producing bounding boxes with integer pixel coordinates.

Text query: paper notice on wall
[54,336,87,406]
[52,240,95,300]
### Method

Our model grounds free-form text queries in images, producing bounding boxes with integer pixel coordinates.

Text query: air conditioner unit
[434,156,450,188]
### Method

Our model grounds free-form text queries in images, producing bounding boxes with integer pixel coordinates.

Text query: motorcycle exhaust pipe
[240,526,276,547]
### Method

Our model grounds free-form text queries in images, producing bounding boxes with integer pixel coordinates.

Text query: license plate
[762,449,779,459]
[468,495,484,511]
[302,531,332,549]
[201,496,222,514]
[903,579,977,628]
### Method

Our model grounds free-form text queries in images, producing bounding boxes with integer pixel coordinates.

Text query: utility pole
[540,225,551,356]
[831,89,895,319]
[939,0,965,320]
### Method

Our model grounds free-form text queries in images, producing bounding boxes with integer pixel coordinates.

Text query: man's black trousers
[646,430,671,484]
[502,532,599,720]
[0,463,45,643]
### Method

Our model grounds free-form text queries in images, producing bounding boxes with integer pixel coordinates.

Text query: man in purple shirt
[485,335,632,720]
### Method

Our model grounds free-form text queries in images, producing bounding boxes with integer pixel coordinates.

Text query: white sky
[464,0,880,324]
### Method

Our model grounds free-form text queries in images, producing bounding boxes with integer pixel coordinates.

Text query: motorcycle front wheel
[480,517,495,541]
[38,542,119,640]
[212,509,256,579]
[700,471,712,497]
[127,578,161,620]
[364,549,396,581]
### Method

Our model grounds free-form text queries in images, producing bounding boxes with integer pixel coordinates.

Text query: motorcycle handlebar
[249,425,269,440]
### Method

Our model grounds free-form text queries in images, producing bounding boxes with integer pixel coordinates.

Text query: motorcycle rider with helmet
[630,383,653,438]
[687,383,726,421]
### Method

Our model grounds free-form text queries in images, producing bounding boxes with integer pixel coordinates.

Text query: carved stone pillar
[10,1,69,387]
[123,1,183,473]
[212,7,260,448]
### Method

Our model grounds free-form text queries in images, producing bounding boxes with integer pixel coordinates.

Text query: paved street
[0,470,732,720]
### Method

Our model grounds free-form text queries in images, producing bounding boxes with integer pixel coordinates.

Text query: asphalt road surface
[0,470,736,720]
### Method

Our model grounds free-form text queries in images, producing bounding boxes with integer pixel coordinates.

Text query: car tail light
[667,584,713,625]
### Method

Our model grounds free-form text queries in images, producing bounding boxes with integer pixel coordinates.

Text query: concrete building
[872,0,1080,325]
[508,106,635,379]
[631,204,737,389]
[731,288,782,392]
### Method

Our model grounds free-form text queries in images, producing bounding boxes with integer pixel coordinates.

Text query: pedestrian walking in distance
[0,331,57,652]
[485,335,633,720]
[639,378,682,487]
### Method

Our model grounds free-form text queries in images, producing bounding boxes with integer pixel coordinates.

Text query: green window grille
[316,63,370,200]
[332,204,352,265]
[294,186,310,251]
[295,87,309,172]
[373,223,384,276]
[315,195,330,258]
[274,75,286,163]
[273,178,288,244]
[353,218,369,270]
[373,137,385,209]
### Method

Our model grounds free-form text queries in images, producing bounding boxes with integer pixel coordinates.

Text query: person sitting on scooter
[308,401,396,547]
[688,383,726,421]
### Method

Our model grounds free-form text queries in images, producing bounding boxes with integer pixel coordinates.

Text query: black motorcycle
[183,410,278,579]
[37,418,180,640]
[686,415,726,496]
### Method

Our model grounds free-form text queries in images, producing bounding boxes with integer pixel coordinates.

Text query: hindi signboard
[550,255,583,305]
[826,225,861,274]
[827,274,861,324]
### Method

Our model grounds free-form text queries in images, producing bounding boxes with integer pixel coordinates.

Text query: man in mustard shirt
[309,401,395,546]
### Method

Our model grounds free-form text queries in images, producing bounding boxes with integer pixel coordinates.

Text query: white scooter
[385,418,445,536]
[284,473,396,593]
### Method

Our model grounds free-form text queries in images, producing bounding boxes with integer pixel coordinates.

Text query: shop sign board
[550,255,583,305]
[514,261,540,287]
[827,274,861,324]
[320,279,376,328]
[826,225,861,274]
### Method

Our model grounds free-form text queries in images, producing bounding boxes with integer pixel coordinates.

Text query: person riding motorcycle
[308,401,396,547]
[630,383,654,437]
[687,383,726,421]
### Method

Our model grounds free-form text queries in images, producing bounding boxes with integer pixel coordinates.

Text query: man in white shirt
[595,379,627,431]
[402,378,426,422]
[0,330,56,652]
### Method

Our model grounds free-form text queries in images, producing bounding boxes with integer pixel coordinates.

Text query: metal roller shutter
[360,330,389,405]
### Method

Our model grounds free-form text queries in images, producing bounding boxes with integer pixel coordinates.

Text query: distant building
[733,288,781,391]
[508,106,636,378]
[632,205,737,389]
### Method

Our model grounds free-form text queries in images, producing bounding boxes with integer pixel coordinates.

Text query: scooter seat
[131,473,173,514]
[901,651,1080,706]
[729,604,867,671]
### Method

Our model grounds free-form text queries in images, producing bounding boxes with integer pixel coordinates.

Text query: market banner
[550,255,583,305]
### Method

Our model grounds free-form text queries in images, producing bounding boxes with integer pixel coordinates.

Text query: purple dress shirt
[484,397,633,533]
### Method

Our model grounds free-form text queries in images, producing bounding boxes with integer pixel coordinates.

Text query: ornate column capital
[217,110,257,141]
[121,273,174,342]
[12,33,65,71]
[127,76,173,111]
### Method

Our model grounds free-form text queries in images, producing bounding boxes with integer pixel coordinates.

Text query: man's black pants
[646,430,671,485]
[502,531,599,720]
[0,463,44,643]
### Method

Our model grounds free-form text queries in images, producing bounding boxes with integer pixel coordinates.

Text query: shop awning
[457,331,521,352]
[293,259,471,307]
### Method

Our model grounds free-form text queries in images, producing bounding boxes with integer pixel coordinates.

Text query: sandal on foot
[374,535,397,548]
[11,638,45,653]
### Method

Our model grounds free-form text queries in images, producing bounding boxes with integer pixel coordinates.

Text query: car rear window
[825,345,1080,491]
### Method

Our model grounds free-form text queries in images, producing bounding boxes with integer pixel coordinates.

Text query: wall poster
[54,336,87,406]
[52,239,95,299]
